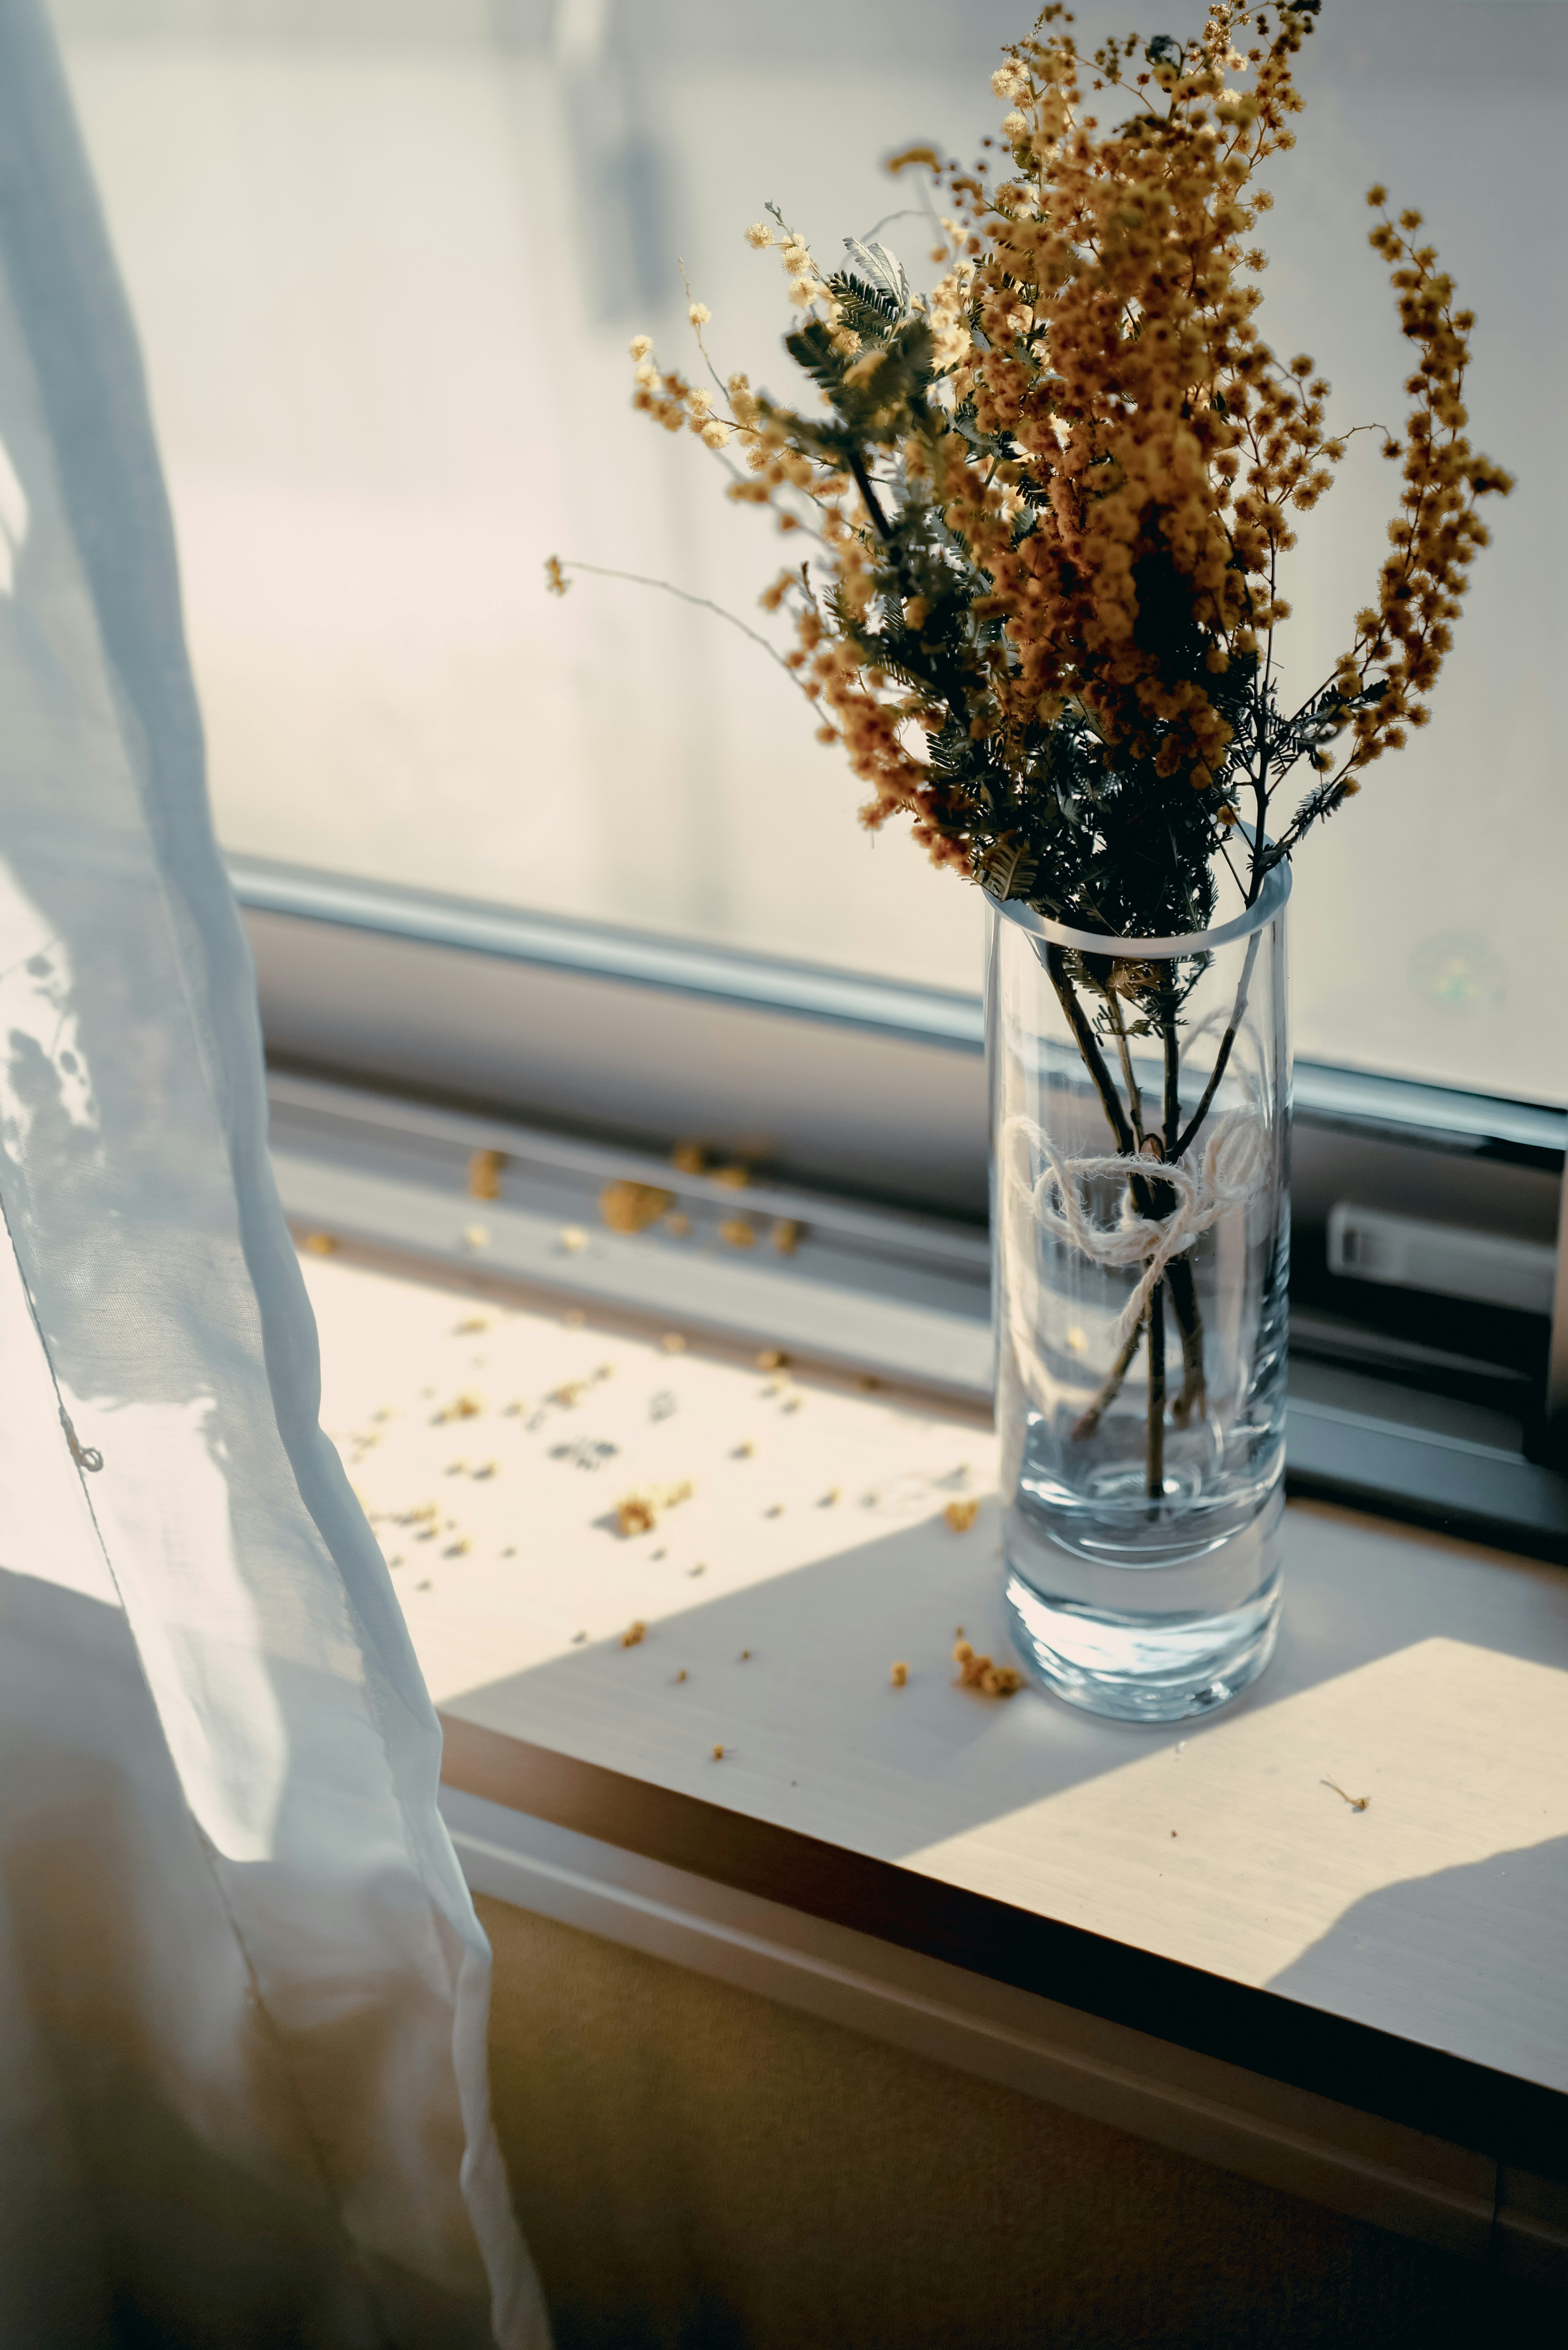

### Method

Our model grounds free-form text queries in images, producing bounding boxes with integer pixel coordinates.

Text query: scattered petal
[953,1639,1023,1698]
[433,1393,483,1423]
[600,1179,673,1235]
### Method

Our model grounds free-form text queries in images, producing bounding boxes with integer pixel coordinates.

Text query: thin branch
[1050,944,1212,1440]
[1146,1282,1167,1502]
[1172,928,1262,1162]
[1216,831,1248,907]
[1106,988,1147,1146]
[679,257,732,406]
[1161,1017,1180,1157]
[857,203,940,250]
[1045,942,1135,1155]
[551,562,812,700]
[1072,1317,1144,1440]
[846,448,893,542]
[1167,1260,1208,1427]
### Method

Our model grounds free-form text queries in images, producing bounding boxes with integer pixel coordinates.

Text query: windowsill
[303,1241,1568,2289]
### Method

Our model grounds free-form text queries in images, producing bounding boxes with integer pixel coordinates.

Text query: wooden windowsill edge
[438,1709,1568,2187]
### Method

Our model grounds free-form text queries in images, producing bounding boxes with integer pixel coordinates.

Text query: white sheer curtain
[0,3,549,2339]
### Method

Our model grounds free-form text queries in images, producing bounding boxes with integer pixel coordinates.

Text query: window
[56,0,1566,1093]
[51,0,1568,1514]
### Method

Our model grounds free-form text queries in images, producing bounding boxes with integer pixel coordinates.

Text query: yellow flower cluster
[1302,192,1514,810]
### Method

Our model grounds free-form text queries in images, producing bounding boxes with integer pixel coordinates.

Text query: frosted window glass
[52,0,1566,1099]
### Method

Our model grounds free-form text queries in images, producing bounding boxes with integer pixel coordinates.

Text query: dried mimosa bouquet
[560,0,1510,941]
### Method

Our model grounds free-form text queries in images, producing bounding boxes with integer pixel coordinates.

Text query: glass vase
[989,867,1291,1722]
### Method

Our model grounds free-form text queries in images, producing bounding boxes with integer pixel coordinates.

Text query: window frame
[236,854,1568,1538]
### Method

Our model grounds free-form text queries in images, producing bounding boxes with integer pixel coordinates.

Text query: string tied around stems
[1002,1108,1270,1356]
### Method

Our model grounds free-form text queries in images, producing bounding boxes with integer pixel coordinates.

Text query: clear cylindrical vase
[989,866,1291,1722]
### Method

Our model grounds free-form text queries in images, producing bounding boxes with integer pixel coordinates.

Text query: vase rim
[986,849,1290,960]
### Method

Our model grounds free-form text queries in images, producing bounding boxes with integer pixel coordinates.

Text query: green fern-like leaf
[828,270,905,346]
[979,836,1037,901]
[784,318,849,400]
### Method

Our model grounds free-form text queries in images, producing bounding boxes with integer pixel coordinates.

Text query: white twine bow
[1002,1108,1269,1350]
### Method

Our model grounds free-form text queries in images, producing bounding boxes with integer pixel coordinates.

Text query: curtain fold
[0,2,549,2339]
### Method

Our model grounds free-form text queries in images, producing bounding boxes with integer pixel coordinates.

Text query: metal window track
[232,856,1567,1160]
[236,858,1568,1496]
[231,855,987,1054]
[267,1070,996,1404]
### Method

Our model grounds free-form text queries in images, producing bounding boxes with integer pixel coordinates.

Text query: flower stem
[1158,932,1261,1422]
[548,560,811,698]
[1167,1265,1208,1428]
[1161,1009,1208,1425]
[1146,1282,1167,1503]
[1172,929,1261,1164]
[846,450,892,542]
[1043,941,1209,1453]
[1163,1018,1181,1154]
[1044,942,1135,1155]
[1071,1317,1144,1441]
[1107,990,1147,1147]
